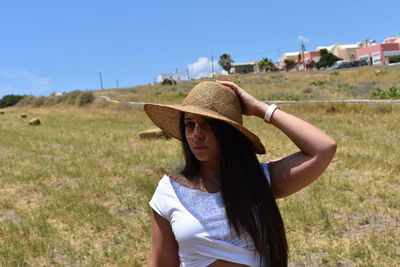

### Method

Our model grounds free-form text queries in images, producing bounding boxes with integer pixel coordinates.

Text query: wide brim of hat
[144,103,266,154]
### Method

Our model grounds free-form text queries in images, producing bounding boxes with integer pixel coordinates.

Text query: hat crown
[182,81,243,125]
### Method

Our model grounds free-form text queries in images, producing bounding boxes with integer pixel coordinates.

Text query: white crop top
[149,162,271,267]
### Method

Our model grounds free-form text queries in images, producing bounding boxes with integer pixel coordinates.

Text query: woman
[144,81,336,267]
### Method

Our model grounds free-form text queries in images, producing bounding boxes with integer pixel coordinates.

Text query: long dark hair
[179,113,288,266]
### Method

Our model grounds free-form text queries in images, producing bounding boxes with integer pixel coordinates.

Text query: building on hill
[230,61,260,74]
[384,36,400,44]
[157,72,186,83]
[356,40,400,65]
[317,43,346,57]
[277,37,399,69]
[279,51,321,70]
[302,51,321,63]
[280,52,300,64]
[279,52,300,70]
[337,43,362,61]
[299,51,321,70]
[280,43,361,70]
[314,43,364,62]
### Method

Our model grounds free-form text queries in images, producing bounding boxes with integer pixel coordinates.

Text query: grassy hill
[1,66,399,266]
[94,64,400,104]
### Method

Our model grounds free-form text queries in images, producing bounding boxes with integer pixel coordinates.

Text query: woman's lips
[193,146,208,150]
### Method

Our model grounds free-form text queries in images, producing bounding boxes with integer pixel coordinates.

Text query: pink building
[356,43,400,65]
[302,51,321,63]
[280,51,321,70]
[384,37,400,44]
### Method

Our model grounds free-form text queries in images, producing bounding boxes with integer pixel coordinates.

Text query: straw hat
[144,81,266,154]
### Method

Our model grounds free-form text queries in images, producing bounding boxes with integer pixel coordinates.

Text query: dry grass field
[1,67,399,266]
[95,64,400,104]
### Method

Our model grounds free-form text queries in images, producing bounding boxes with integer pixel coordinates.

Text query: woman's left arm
[262,104,337,198]
[217,81,337,199]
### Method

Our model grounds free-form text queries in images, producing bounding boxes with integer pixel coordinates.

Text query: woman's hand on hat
[216,80,265,117]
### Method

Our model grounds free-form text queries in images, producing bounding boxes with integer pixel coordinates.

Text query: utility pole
[116,79,119,89]
[277,48,281,68]
[301,40,306,70]
[211,55,215,77]
[99,72,104,90]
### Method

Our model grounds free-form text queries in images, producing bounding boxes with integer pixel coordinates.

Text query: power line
[233,43,299,59]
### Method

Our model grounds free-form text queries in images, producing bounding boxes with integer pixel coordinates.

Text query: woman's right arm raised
[149,210,180,267]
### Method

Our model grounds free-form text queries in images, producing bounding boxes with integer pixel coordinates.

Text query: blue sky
[1,0,399,98]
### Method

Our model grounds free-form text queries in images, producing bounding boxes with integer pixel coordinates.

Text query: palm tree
[258,58,276,72]
[283,59,296,71]
[219,54,234,74]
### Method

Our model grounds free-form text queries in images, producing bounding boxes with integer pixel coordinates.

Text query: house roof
[231,61,258,66]
[339,44,361,49]
[317,44,336,51]
[384,37,400,43]
[283,52,300,56]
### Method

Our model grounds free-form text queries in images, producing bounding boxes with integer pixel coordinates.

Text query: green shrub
[75,91,95,106]
[337,83,355,91]
[316,49,341,69]
[161,78,176,85]
[309,80,326,86]
[17,95,37,106]
[65,90,82,105]
[17,90,95,107]
[375,70,387,76]
[44,96,62,105]
[265,92,301,101]
[34,96,47,107]
[389,55,400,63]
[177,91,187,98]
[371,86,400,99]
[330,71,339,76]
[0,94,25,108]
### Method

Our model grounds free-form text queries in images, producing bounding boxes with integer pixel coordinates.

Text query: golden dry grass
[96,64,400,104]
[2,66,400,266]
[0,101,399,266]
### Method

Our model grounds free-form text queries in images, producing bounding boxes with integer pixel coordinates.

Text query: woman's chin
[193,153,218,163]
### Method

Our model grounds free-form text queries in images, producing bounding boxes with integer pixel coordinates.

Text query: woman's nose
[193,124,205,139]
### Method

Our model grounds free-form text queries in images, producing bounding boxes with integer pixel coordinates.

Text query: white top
[149,162,271,267]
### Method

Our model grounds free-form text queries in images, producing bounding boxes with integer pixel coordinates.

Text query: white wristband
[264,104,278,123]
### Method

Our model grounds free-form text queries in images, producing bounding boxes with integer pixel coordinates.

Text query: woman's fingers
[216,80,237,89]
[216,80,263,116]
[216,80,252,115]
[216,80,243,96]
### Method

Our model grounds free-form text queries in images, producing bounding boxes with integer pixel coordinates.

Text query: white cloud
[187,57,220,79]
[298,35,309,43]
[0,69,52,97]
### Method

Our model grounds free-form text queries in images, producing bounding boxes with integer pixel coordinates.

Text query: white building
[230,61,260,74]
[157,72,186,83]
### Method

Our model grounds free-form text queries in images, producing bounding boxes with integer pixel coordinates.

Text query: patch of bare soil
[0,209,22,224]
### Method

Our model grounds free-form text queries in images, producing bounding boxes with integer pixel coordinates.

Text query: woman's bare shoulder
[169,172,196,189]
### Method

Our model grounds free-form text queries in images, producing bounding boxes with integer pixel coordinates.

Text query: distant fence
[267,99,400,105]
[96,95,400,108]
[96,96,145,108]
